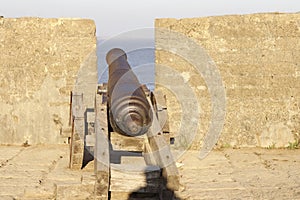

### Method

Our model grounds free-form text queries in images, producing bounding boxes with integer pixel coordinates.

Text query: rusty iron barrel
[106,48,152,136]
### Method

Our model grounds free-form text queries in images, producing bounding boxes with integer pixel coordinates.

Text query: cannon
[106,48,152,137]
[69,48,179,199]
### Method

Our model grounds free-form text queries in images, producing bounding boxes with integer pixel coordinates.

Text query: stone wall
[155,13,300,149]
[0,18,97,145]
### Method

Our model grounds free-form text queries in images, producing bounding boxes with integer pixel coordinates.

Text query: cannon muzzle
[106,48,152,136]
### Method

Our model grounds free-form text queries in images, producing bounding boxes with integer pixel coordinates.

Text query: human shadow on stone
[127,172,181,200]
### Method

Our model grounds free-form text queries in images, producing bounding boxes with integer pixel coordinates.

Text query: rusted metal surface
[106,48,152,137]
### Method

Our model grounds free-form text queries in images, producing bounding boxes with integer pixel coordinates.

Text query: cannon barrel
[106,48,152,136]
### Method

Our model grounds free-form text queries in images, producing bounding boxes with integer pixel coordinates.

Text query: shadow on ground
[128,174,181,200]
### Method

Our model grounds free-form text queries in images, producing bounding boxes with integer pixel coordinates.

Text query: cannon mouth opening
[122,111,143,135]
[110,96,152,137]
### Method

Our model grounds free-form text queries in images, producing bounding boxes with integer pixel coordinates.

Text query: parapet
[155,13,300,149]
[0,18,97,145]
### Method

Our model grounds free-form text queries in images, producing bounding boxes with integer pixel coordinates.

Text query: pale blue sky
[1,0,299,38]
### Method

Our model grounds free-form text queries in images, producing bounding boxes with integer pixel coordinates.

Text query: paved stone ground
[0,145,299,199]
[175,149,300,200]
[0,145,95,200]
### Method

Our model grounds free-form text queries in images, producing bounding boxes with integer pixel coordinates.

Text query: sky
[1,0,300,39]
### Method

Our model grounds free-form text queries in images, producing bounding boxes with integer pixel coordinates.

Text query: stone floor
[0,145,299,200]
[0,145,95,200]
[176,148,300,200]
